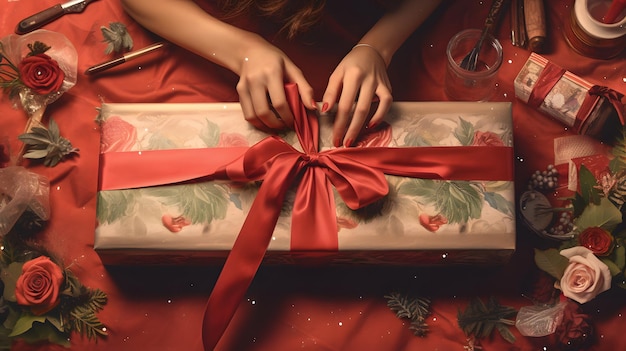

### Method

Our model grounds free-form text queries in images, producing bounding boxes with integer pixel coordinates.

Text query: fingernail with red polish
[333,137,341,148]
[344,138,353,148]
[368,121,378,129]
[321,102,329,113]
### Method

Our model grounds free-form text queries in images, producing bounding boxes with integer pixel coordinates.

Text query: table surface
[1,0,625,350]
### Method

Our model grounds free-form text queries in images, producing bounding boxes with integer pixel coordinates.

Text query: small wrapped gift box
[514,52,624,143]
[95,95,515,266]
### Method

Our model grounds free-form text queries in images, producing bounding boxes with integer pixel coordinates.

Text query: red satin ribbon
[527,61,566,109]
[97,84,514,350]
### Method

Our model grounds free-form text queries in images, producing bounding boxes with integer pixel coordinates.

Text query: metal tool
[15,0,99,35]
[459,0,506,71]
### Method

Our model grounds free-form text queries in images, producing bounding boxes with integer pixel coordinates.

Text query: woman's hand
[322,44,392,147]
[236,36,315,132]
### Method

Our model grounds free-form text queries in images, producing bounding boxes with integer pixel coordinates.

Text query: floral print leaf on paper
[437,181,482,224]
[97,190,136,224]
[199,119,221,147]
[147,183,229,224]
[483,191,514,216]
[454,117,475,146]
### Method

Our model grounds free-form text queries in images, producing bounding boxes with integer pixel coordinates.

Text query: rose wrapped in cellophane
[0,29,77,117]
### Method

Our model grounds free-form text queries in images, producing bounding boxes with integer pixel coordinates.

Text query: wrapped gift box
[95,101,516,265]
[514,52,622,143]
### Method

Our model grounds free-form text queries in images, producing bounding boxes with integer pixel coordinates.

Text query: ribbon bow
[588,85,625,126]
[201,84,513,350]
[95,84,514,350]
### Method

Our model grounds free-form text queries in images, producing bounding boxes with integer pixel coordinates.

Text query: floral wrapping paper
[94,102,515,265]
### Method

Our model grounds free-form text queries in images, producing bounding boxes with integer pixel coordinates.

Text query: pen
[85,42,165,75]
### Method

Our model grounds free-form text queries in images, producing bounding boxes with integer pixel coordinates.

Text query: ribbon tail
[202,157,302,350]
[290,169,338,250]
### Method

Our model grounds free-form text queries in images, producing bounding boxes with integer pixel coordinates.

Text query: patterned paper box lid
[95,102,515,264]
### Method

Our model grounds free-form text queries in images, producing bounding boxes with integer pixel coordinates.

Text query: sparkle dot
[56,186,61,190]
[167,299,172,304]
[244,57,249,61]
[442,253,448,259]
[507,59,513,64]
[432,317,437,322]
[338,322,343,326]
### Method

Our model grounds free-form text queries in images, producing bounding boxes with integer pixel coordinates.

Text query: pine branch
[67,288,108,341]
[385,292,431,337]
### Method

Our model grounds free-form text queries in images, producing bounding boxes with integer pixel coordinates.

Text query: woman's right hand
[235,36,315,132]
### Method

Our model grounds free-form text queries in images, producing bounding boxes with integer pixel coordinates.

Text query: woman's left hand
[322,44,392,147]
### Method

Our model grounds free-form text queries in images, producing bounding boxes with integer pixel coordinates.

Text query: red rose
[552,299,594,350]
[472,131,505,146]
[578,227,614,256]
[18,54,65,95]
[100,116,138,152]
[15,256,64,315]
[0,143,9,168]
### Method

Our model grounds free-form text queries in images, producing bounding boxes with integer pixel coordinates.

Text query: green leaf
[578,165,601,205]
[436,181,482,224]
[1,262,24,302]
[147,183,229,224]
[613,242,625,270]
[457,296,517,343]
[9,313,47,337]
[454,117,474,146]
[199,119,221,147]
[96,190,136,224]
[601,258,622,276]
[483,192,514,216]
[574,197,622,232]
[534,248,569,280]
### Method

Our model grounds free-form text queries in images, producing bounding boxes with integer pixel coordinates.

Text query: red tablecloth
[1,0,625,350]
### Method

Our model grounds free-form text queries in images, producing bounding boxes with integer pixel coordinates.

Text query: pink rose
[578,227,614,256]
[472,131,505,146]
[218,133,249,147]
[557,246,611,304]
[15,256,64,315]
[419,214,448,232]
[354,122,392,147]
[101,116,138,152]
[18,54,65,95]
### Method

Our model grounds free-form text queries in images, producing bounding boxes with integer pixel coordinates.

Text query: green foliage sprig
[101,22,134,54]
[18,118,79,167]
[457,296,517,344]
[384,292,431,337]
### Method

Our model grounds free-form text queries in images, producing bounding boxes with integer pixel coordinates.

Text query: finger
[250,82,285,130]
[237,82,270,132]
[285,63,317,111]
[344,85,376,147]
[368,88,393,128]
[267,80,294,128]
[332,82,359,148]
[321,72,342,113]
